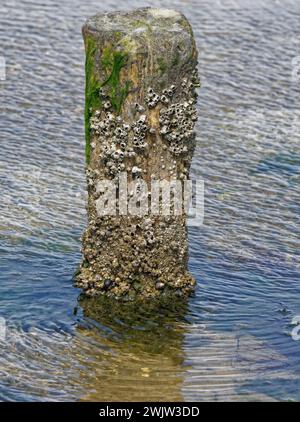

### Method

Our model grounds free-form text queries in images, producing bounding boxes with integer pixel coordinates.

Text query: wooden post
[76,7,200,299]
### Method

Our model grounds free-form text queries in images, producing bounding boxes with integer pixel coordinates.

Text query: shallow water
[0,0,300,401]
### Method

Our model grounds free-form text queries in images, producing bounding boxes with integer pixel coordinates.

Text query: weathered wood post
[75,7,200,299]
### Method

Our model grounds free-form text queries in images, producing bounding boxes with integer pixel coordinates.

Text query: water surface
[0,0,300,401]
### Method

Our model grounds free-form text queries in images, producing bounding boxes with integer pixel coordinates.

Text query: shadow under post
[76,295,191,402]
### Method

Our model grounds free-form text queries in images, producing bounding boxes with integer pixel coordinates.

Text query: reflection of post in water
[77,295,189,402]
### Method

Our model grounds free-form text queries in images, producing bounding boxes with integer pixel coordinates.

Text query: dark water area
[0,0,300,401]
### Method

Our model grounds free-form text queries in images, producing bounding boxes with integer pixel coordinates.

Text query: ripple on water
[0,0,300,402]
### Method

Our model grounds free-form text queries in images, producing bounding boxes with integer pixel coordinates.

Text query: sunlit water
[0,0,300,402]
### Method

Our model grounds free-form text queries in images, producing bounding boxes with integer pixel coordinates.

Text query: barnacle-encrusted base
[76,215,196,299]
[76,7,199,299]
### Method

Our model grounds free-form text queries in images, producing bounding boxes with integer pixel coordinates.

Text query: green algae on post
[77,8,199,300]
[157,57,167,75]
[84,41,131,163]
[100,48,131,114]
[84,37,102,164]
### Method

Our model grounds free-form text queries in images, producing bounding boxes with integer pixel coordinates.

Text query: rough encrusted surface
[75,8,200,299]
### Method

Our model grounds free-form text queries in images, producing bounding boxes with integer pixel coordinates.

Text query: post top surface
[84,7,191,35]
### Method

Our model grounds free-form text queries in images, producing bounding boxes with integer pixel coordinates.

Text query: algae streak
[84,37,101,164]
[85,40,131,164]
[101,48,131,114]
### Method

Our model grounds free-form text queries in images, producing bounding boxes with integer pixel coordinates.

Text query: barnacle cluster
[132,115,149,150]
[141,218,156,246]
[159,70,199,156]
[77,65,200,299]
[90,110,131,178]
[76,213,195,299]
[88,67,199,178]
[145,84,176,108]
[89,108,151,178]
[159,99,197,155]
[145,87,160,108]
